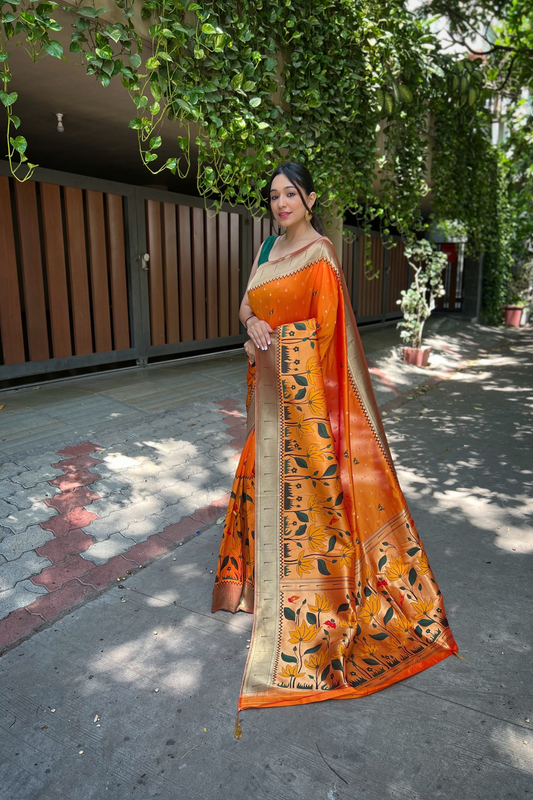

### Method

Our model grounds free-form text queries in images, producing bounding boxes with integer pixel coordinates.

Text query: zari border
[238,639,457,710]
[239,331,281,701]
[247,390,255,437]
[340,281,396,472]
[247,238,393,469]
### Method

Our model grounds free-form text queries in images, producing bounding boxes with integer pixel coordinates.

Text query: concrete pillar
[462,253,484,321]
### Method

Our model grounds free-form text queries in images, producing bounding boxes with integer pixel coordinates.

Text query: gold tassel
[234,711,243,740]
[454,652,468,661]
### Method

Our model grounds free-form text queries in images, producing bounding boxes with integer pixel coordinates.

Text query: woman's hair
[267,161,323,234]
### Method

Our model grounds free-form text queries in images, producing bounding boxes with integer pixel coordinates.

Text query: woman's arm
[240,242,273,351]
[243,339,256,365]
[239,246,260,327]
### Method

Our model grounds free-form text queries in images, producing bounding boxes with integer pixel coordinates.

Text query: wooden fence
[342,227,410,324]
[0,163,413,385]
[0,177,131,366]
[145,201,241,345]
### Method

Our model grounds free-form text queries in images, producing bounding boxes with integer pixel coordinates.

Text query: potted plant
[502,257,533,326]
[397,239,447,366]
[501,296,527,327]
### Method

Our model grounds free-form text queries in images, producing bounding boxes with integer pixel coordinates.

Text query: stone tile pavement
[0,316,525,656]
[0,396,248,651]
[0,320,531,800]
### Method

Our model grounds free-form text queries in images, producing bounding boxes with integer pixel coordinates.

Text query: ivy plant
[0,0,522,322]
[0,0,460,228]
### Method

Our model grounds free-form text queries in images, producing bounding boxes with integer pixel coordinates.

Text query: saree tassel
[454,652,468,661]
[234,711,243,740]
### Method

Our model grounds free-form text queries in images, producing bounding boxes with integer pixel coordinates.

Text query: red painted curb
[368,364,403,397]
[26,578,95,621]
[0,608,45,652]
[78,554,139,591]
[157,516,199,544]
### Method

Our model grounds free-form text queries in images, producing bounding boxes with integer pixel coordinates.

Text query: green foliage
[0,0,456,232]
[429,62,515,323]
[397,239,447,348]
[0,0,526,324]
[431,218,468,241]
[0,0,65,178]
[0,0,139,179]
[417,0,533,321]
[429,57,491,256]
[481,150,515,323]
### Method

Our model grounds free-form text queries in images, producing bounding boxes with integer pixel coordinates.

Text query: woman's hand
[246,316,273,351]
[244,339,255,365]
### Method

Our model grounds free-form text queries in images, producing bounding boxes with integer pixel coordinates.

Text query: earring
[305,209,312,221]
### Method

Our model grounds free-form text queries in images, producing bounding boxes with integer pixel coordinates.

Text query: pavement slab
[0,317,525,641]
[0,318,531,800]
[0,551,53,592]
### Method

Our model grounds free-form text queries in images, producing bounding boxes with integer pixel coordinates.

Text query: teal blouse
[258,235,278,266]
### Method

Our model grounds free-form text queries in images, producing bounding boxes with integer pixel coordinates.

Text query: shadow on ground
[0,332,532,800]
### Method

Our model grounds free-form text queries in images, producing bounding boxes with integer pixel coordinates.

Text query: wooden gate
[436,242,464,312]
[0,170,138,379]
[0,165,251,385]
[342,227,409,324]
[143,193,248,356]
[0,161,412,386]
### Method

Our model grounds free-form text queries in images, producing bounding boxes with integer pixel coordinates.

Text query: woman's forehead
[270,174,297,192]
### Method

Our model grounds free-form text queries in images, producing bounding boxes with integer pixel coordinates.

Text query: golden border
[246,390,255,437]
[248,238,393,468]
[241,331,281,695]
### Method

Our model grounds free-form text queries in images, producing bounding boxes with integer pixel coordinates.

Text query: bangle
[244,314,256,328]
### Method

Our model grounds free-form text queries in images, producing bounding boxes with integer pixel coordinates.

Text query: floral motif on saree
[212,237,457,710]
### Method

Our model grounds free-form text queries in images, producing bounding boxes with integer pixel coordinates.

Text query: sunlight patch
[104,454,142,470]
[146,594,180,607]
[491,726,533,774]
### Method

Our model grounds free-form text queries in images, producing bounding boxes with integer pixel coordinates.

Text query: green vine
[0,0,64,180]
[0,0,520,319]
[0,1,458,223]
[429,57,515,323]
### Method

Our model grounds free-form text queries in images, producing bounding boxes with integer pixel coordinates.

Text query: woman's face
[269,173,316,228]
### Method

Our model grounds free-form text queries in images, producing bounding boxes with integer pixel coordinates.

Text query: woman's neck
[282,219,316,243]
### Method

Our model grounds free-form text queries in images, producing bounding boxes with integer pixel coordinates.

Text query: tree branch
[498,52,519,91]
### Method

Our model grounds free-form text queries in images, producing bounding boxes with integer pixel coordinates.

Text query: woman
[212,161,457,714]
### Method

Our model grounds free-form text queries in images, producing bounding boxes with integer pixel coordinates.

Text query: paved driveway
[0,321,531,799]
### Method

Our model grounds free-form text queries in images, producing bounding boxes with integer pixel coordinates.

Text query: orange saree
[212,235,457,711]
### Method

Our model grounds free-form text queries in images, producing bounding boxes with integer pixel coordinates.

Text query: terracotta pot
[502,305,523,327]
[402,346,431,367]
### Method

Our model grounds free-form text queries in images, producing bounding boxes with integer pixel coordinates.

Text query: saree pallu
[212,236,457,710]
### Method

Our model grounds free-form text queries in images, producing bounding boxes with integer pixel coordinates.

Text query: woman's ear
[308,191,317,209]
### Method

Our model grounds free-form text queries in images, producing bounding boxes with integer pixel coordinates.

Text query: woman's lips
[279,212,291,218]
